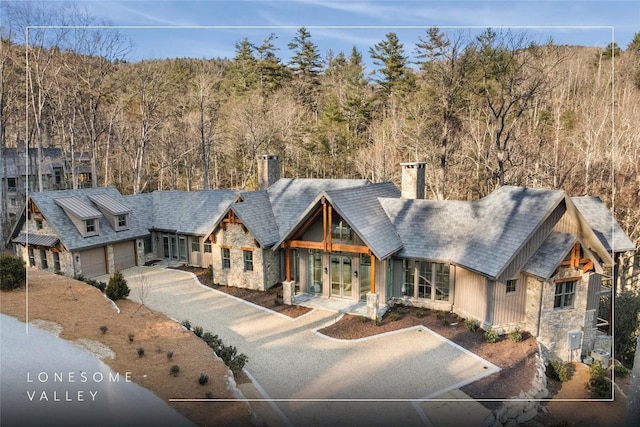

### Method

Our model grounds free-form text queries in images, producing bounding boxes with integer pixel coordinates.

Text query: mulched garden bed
[172,266,538,407]
[172,266,312,318]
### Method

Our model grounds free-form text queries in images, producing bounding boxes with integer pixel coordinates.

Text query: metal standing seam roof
[521,232,578,280]
[381,186,567,279]
[88,193,132,215]
[571,196,636,253]
[28,187,151,251]
[12,233,60,248]
[54,196,102,219]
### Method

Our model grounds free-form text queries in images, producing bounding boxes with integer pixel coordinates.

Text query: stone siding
[211,223,270,291]
[17,213,75,276]
[526,267,590,362]
[485,344,549,426]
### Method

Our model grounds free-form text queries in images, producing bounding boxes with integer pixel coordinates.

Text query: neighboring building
[11,155,635,362]
[2,146,92,221]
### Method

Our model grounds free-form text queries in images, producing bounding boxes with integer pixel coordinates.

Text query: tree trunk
[627,334,640,426]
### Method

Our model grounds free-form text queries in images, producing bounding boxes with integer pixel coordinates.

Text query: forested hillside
[1,2,639,248]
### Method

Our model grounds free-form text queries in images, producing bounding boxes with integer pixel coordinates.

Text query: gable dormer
[88,193,131,232]
[54,196,102,237]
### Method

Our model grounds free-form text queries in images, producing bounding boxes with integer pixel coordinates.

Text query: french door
[330,255,352,298]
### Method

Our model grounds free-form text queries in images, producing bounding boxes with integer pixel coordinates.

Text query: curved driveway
[119,266,498,426]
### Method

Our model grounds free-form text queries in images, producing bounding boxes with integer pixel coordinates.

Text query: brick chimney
[257,154,280,190]
[400,162,426,199]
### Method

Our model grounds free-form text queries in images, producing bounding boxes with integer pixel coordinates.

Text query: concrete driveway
[113,266,498,426]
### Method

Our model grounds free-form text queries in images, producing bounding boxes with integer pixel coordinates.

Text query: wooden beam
[331,243,370,254]
[328,204,333,252]
[322,199,327,252]
[289,240,325,250]
[371,255,376,294]
[285,247,291,282]
[292,208,322,241]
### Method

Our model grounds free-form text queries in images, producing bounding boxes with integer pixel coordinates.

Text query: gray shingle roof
[325,182,402,259]
[381,186,566,279]
[150,190,238,235]
[30,187,151,251]
[571,196,636,252]
[267,178,370,240]
[522,232,577,279]
[233,191,280,247]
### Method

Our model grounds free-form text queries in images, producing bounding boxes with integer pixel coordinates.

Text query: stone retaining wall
[485,343,549,426]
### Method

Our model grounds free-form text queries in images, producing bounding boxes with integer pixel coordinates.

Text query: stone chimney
[400,162,426,199]
[257,154,280,190]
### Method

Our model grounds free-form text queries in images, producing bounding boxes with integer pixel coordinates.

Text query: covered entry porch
[294,292,389,317]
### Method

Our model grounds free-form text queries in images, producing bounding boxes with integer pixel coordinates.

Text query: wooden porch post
[371,254,376,294]
[285,246,291,282]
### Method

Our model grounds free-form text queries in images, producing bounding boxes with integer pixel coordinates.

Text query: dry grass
[0,270,252,426]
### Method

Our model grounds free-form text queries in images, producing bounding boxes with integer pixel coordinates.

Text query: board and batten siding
[491,273,528,328]
[453,267,490,324]
[497,200,567,283]
[552,210,579,235]
[586,272,603,312]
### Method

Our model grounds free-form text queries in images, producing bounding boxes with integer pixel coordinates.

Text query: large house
[2,146,92,221]
[11,155,635,362]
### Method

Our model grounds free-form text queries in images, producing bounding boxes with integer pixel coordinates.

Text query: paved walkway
[111,266,496,426]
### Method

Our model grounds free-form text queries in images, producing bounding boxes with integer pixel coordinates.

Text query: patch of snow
[74,339,116,360]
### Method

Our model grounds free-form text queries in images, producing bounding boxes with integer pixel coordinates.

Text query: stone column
[282,281,296,305]
[366,292,379,320]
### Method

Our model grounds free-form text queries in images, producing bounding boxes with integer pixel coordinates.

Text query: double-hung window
[221,247,231,269]
[243,250,253,272]
[554,280,577,309]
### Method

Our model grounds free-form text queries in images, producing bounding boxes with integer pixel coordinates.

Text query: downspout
[536,279,544,338]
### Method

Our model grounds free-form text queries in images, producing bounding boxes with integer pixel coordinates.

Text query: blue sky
[61,1,640,66]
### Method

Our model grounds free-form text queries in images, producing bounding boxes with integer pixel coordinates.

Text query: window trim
[85,218,96,234]
[506,279,518,294]
[203,241,212,253]
[554,278,578,309]
[40,250,48,269]
[117,214,127,228]
[191,239,200,253]
[221,247,231,269]
[243,249,254,272]
[53,252,61,272]
[402,259,450,302]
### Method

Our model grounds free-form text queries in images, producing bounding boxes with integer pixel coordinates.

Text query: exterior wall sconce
[75,255,80,262]
[354,271,358,278]
[138,241,142,248]
[324,267,328,274]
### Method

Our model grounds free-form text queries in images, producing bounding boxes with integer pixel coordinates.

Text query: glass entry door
[178,236,187,262]
[331,255,352,298]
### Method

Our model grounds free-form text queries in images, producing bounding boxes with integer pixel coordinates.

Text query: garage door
[80,247,107,278]
[113,241,136,272]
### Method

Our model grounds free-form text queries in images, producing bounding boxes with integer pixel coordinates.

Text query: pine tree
[288,27,322,110]
[105,271,130,301]
[369,32,414,99]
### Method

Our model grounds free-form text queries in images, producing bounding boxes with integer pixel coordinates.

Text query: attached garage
[80,247,107,278]
[113,240,137,272]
